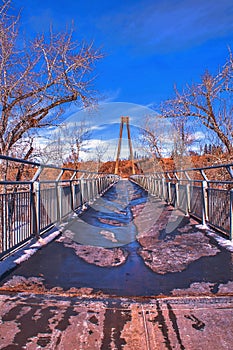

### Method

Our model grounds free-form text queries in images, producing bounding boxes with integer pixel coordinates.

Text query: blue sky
[14,0,233,107]
[12,0,233,162]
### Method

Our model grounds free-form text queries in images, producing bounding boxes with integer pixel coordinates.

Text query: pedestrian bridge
[1,154,233,260]
[1,155,233,349]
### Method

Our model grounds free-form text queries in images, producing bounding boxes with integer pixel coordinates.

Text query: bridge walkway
[0,180,233,349]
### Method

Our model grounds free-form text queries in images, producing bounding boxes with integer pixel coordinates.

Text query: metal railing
[131,162,233,240]
[0,155,119,258]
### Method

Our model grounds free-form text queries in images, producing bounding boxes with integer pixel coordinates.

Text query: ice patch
[99,230,118,243]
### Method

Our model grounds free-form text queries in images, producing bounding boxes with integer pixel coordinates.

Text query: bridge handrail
[0,155,119,259]
[131,162,233,241]
[0,154,114,179]
[144,162,233,173]
[142,162,233,181]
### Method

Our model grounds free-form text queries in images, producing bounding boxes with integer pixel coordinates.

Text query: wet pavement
[1,179,233,349]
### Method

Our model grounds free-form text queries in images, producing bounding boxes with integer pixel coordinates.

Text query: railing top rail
[0,154,41,167]
[140,162,233,175]
[133,161,233,182]
[0,180,33,185]
[0,154,115,177]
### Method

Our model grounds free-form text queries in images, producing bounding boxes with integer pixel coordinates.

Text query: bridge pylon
[114,116,135,175]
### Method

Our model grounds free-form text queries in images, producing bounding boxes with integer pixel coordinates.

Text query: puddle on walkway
[1,180,233,297]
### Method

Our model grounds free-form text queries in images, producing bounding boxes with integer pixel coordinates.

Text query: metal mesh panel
[164,182,169,201]
[208,188,230,235]
[179,184,187,212]
[60,185,72,217]
[81,180,88,204]
[40,186,58,230]
[73,183,81,209]
[0,191,31,255]
[170,184,176,206]
[190,186,202,219]
[154,180,160,196]
[87,180,93,203]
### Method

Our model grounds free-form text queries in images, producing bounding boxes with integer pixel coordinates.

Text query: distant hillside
[99,160,141,177]
[2,152,232,182]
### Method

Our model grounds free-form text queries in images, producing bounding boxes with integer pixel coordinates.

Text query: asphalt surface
[0,179,233,349]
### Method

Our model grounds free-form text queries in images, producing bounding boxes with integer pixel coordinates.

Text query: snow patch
[196,224,210,230]
[14,249,37,264]
[13,230,62,265]
[207,230,233,252]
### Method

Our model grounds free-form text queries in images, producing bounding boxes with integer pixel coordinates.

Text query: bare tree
[39,129,64,165]
[0,0,102,159]
[138,113,196,172]
[170,115,196,157]
[139,115,165,160]
[40,120,91,168]
[136,115,169,172]
[95,140,109,171]
[161,51,233,154]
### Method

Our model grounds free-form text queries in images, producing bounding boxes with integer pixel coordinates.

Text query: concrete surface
[1,293,233,349]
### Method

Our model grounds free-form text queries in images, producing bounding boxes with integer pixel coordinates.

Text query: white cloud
[194,131,205,140]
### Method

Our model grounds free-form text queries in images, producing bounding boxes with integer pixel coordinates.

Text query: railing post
[56,181,61,222]
[94,178,97,200]
[30,182,36,237]
[70,180,75,211]
[151,177,154,193]
[102,177,105,193]
[201,180,208,226]
[91,179,94,202]
[2,192,7,252]
[91,178,95,202]
[148,176,151,192]
[168,181,172,203]
[77,179,82,206]
[34,181,41,238]
[87,179,90,203]
[162,178,167,201]
[153,179,157,196]
[87,179,93,204]
[230,189,233,240]
[143,176,147,190]
[98,177,102,194]
[95,178,99,198]
[158,179,161,197]
[150,176,153,194]
[80,178,87,207]
[99,177,102,195]
[175,182,179,208]
[186,182,191,215]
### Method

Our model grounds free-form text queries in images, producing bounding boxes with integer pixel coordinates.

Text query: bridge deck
[0,180,233,349]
